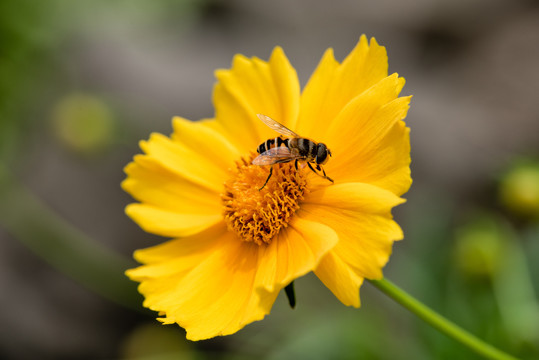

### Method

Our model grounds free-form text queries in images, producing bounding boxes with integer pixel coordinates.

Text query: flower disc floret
[222,154,308,245]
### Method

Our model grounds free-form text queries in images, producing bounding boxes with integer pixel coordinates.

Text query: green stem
[369,278,519,360]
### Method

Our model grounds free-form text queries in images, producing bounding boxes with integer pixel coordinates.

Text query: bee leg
[316,165,335,182]
[259,166,273,191]
[294,159,298,170]
[307,163,334,184]
[307,162,318,176]
[320,166,334,183]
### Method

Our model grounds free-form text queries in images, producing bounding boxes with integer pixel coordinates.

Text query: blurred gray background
[1,0,538,359]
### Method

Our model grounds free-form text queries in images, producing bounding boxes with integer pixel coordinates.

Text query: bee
[252,114,334,190]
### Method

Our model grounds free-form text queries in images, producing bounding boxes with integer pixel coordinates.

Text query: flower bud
[52,93,115,154]
[453,213,508,278]
[499,160,539,219]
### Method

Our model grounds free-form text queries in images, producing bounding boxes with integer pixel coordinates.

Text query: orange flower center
[222,154,308,245]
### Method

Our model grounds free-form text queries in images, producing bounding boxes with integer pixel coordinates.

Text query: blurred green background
[1,0,538,359]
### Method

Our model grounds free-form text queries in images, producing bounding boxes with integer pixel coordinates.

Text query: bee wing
[257,114,300,138]
[252,146,301,165]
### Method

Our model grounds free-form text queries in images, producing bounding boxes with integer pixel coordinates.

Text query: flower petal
[125,203,222,238]
[324,74,407,150]
[140,133,227,192]
[254,216,339,294]
[122,155,221,214]
[314,251,364,307]
[171,117,242,169]
[301,182,404,283]
[298,35,389,139]
[139,133,227,193]
[303,182,406,214]
[330,111,411,196]
[351,120,411,196]
[213,47,301,153]
[127,223,226,275]
[127,225,278,341]
[321,74,411,196]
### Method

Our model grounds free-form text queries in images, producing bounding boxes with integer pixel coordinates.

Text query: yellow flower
[123,35,412,341]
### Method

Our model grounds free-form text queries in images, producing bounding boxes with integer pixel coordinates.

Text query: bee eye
[316,143,329,164]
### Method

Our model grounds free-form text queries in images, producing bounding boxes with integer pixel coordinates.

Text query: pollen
[222,154,308,245]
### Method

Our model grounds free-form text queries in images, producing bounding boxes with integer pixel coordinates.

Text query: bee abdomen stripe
[259,137,288,153]
[258,138,275,153]
[276,137,287,147]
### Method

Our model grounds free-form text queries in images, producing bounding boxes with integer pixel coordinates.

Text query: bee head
[316,143,331,165]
